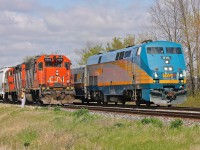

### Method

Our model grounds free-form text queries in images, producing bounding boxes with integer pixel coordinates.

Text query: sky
[0,0,154,68]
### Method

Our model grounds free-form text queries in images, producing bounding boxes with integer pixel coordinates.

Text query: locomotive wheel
[122,101,126,105]
[136,100,140,107]
[146,101,151,107]
[103,102,108,105]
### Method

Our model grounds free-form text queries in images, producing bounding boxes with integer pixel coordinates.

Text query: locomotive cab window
[115,53,120,60]
[98,56,102,64]
[34,62,37,72]
[147,47,164,54]
[74,74,77,82]
[116,52,125,60]
[166,47,182,54]
[45,62,53,67]
[54,62,62,67]
[65,62,70,70]
[119,52,125,59]
[38,62,43,70]
[124,51,131,58]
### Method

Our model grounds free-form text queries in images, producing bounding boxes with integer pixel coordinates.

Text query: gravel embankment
[89,110,200,127]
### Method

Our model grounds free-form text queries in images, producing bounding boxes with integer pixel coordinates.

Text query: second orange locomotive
[3,54,74,104]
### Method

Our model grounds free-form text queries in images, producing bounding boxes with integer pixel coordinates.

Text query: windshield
[45,62,62,67]
[166,47,182,54]
[147,47,164,54]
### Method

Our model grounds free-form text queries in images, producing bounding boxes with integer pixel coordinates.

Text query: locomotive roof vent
[141,39,153,44]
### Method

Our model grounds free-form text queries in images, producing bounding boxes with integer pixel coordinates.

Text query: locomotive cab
[143,41,187,106]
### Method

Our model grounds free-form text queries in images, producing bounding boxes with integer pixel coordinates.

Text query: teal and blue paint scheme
[73,40,187,106]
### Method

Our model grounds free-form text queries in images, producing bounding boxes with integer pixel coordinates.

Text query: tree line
[77,0,200,96]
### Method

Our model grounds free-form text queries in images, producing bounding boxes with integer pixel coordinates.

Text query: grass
[180,92,200,107]
[0,104,200,150]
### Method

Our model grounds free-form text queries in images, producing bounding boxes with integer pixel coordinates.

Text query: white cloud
[0,0,152,67]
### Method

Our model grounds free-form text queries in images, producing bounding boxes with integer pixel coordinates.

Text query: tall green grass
[0,104,199,150]
[180,92,200,107]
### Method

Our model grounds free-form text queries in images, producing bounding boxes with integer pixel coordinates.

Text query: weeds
[114,122,125,128]
[72,108,94,122]
[0,105,200,150]
[170,119,183,129]
[41,106,48,110]
[141,117,163,127]
[179,92,200,107]
[54,106,61,112]
[72,108,89,117]
[17,128,38,146]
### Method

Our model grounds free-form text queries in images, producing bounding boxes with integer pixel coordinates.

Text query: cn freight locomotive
[72,40,187,106]
[0,55,74,104]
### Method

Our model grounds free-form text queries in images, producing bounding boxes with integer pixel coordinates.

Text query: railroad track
[1,101,200,119]
[64,103,200,120]
[73,102,200,111]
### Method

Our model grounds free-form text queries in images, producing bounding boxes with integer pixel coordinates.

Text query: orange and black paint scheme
[4,55,74,104]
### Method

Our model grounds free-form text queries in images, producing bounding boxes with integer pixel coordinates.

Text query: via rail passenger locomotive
[0,55,74,104]
[73,40,187,106]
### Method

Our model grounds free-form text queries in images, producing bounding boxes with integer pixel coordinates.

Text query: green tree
[106,35,135,51]
[78,42,105,65]
[123,34,135,47]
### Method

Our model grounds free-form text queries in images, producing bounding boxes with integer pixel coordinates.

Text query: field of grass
[0,104,200,150]
[180,92,200,108]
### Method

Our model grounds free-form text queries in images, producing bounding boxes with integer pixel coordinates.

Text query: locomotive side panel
[72,67,85,99]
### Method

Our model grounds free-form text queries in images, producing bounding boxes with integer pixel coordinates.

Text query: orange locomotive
[4,55,74,104]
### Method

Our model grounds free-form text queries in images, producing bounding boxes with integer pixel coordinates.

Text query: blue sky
[0,0,155,67]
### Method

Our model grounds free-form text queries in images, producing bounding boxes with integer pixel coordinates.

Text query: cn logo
[48,76,64,83]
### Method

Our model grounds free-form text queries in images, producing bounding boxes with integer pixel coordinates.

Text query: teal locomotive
[73,40,187,106]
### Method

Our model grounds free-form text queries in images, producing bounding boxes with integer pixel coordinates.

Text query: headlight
[165,60,169,64]
[164,67,168,71]
[180,73,183,78]
[169,67,173,71]
[164,66,173,71]
[154,72,158,78]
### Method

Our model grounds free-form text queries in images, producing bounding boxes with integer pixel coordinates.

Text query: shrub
[114,122,125,128]
[72,108,89,118]
[54,106,61,112]
[141,118,163,127]
[170,119,183,128]
[72,108,94,122]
